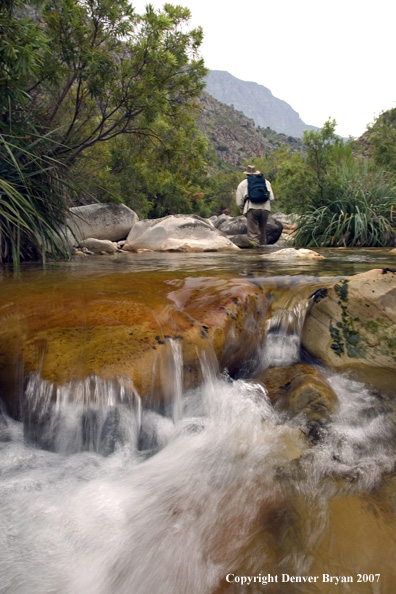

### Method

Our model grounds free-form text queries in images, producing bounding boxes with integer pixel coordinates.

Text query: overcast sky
[133,0,396,138]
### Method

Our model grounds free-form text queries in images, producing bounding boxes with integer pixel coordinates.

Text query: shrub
[293,162,396,247]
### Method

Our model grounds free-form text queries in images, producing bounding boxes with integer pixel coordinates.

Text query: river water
[0,248,396,594]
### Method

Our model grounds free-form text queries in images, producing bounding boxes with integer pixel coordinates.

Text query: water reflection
[0,247,394,280]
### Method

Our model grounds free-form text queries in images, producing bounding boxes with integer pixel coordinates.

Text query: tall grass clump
[0,122,74,269]
[293,162,396,247]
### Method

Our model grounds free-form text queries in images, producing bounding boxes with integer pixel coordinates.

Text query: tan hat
[243,164,261,175]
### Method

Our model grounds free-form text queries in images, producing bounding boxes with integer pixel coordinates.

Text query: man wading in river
[236,165,275,247]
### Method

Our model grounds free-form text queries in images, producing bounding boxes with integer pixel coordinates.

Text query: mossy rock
[302,269,396,394]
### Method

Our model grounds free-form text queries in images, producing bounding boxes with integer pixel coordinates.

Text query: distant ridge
[205,70,317,138]
[196,92,303,168]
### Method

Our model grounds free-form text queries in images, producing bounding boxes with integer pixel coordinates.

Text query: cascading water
[261,301,310,368]
[1,261,396,594]
[23,373,142,456]
[1,364,395,593]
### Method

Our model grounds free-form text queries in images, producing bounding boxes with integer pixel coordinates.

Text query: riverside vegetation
[1,0,396,267]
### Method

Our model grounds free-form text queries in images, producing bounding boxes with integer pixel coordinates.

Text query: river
[0,248,395,594]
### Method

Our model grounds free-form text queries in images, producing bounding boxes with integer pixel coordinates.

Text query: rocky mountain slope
[197,91,303,168]
[205,70,317,138]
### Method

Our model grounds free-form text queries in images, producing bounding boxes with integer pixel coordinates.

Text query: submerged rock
[302,268,396,394]
[265,247,324,259]
[123,214,239,252]
[257,363,338,422]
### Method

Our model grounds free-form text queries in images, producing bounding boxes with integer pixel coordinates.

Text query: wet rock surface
[302,269,396,393]
[257,363,339,422]
[0,273,270,414]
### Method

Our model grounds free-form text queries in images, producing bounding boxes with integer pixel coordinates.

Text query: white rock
[123,214,240,252]
[265,248,324,259]
[79,238,118,254]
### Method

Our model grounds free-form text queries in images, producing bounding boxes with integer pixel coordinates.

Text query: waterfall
[1,366,396,594]
[23,373,142,455]
[258,282,319,370]
[169,338,183,423]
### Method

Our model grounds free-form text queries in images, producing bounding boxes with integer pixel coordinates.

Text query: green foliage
[291,118,395,247]
[80,108,212,219]
[360,108,396,175]
[252,149,315,214]
[0,120,75,267]
[203,168,241,216]
[0,0,209,264]
[293,161,396,247]
[303,118,342,205]
[0,0,47,110]
[33,0,207,163]
[0,1,74,266]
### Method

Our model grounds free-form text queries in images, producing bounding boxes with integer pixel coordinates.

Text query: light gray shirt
[236,177,274,215]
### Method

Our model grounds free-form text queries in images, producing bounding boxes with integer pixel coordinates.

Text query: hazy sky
[133,0,396,138]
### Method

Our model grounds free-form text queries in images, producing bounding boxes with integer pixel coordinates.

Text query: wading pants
[246,208,269,246]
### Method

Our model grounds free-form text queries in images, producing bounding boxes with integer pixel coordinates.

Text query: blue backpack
[247,173,270,203]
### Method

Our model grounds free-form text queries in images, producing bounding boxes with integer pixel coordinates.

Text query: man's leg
[259,210,270,245]
[246,209,261,246]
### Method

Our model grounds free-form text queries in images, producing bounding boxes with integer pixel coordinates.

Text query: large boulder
[216,215,247,236]
[215,214,283,246]
[66,203,138,244]
[123,214,240,252]
[302,269,396,393]
[0,274,270,415]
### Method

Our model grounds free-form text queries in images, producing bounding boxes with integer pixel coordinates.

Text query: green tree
[0,0,47,110]
[203,168,241,216]
[274,153,316,214]
[77,102,212,219]
[360,108,396,175]
[32,1,207,164]
[0,0,209,264]
[302,118,341,204]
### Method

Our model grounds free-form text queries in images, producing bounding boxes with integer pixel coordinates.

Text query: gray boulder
[226,216,283,246]
[208,214,232,229]
[228,234,254,248]
[66,203,138,244]
[217,215,247,236]
[211,214,283,246]
[123,214,240,252]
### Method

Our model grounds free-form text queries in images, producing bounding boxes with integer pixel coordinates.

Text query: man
[236,164,275,247]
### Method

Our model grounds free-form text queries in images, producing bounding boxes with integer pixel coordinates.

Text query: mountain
[205,70,317,138]
[196,91,303,169]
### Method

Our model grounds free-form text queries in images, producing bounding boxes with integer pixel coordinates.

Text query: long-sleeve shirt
[235,177,275,215]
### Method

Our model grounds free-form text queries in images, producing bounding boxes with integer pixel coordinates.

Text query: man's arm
[266,179,275,202]
[236,179,248,210]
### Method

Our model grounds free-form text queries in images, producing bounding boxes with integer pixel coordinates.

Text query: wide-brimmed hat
[243,165,261,175]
